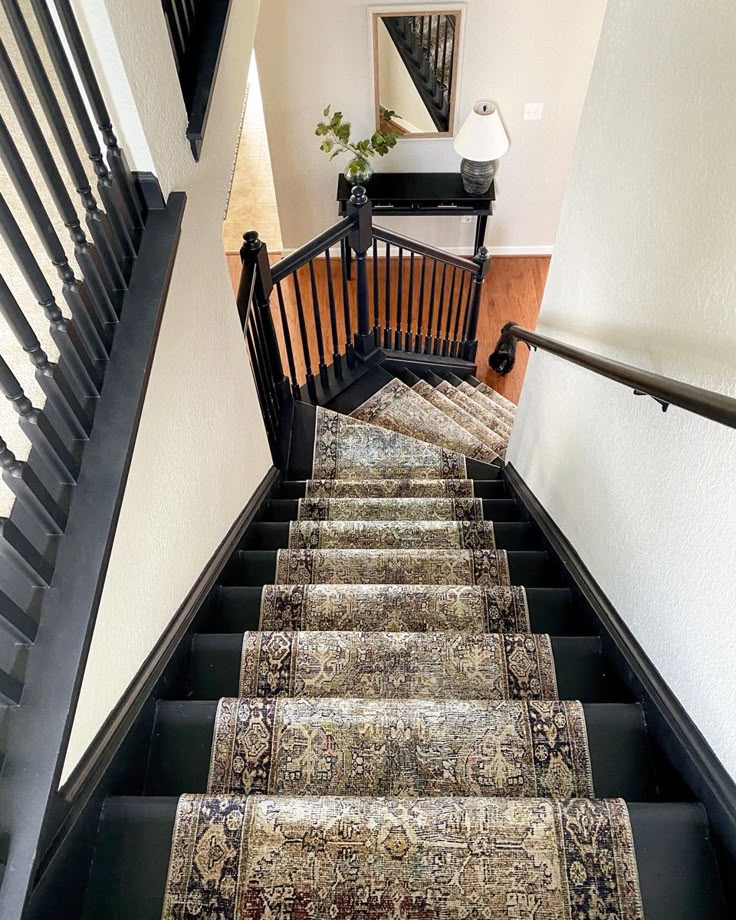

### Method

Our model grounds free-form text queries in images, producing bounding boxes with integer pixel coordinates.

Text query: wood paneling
[226,252,548,403]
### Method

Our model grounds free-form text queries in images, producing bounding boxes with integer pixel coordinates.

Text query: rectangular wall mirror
[373,9,462,138]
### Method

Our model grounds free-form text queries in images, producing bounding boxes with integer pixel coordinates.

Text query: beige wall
[63,0,271,777]
[509,0,736,774]
[256,0,607,254]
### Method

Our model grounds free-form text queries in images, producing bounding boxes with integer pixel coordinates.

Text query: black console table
[337,172,495,275]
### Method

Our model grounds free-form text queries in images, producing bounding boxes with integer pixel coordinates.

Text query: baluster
[249,303,280,429]
[415,256,427,352]
[275,282,300,399]
[405,251,415,351]
[52,0,144,239]
[0,435,65,534]
[441,17,449,93]
[432,263,447,355]
[31,0,137,267]
[0,191,101,398]
[394,247,404,350]
[446,19,456,101]
[292,271,316,400]
[372,238,380,343]
[163,0,187,68]
[308,260,329,388]
[0,356,78,482]
[0,38,118,331]
[340,242,356,368]
[434,16,441,82]
[323,249,342,377]
[462,248,491,360]
[424,260,438,353]
[0,275,89,439]
[454,272,472,358]
[245,320,278,448]
[2,0,126,300]
[0,516,52,585]
[383,241,391,348]
[442,268,457,356]
[0,587,37,642]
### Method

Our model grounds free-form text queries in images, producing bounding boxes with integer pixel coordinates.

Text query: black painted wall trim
[27,465,280,919]
[504,462,736,906]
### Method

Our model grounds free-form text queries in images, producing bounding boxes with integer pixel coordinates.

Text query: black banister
[373,225,476,272]
[271,217,355,283]
[490,323,736,429]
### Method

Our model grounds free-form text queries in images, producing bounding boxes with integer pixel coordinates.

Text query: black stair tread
[241,521,539,552]
[322,365,396,415]
[82,797,726,920]
[287,401,502,481]
[187,634,612,702]
[263,498,522,521]
[278,479,508,499]
[222,550,562,588]
[146,700,655,800]
[208,585,593,636]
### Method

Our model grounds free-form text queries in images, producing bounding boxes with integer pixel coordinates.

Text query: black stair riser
[187,635,614,703]
[323,366,395,415]
[221,550,562,588]
[278,479,508,499]
[241,522,539,552]
[263,498,523,522]
[145,701,656,801]
[208,586,593,636]
[82,798,727,920]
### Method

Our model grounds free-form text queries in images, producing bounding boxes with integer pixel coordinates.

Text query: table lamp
[454,101,509,194]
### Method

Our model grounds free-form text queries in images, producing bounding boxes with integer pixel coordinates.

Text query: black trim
[504,462,735,909]
[184,0,232,161]
[133,171,165,212]
[26,465,280,920]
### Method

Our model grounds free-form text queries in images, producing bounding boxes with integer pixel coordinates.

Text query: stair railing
[237,184,491,456]
[0,0,180,914]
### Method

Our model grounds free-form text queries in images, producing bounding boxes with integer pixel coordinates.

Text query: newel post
[347,185,376,357]
[462,246,491,361]
[239,230,289,400]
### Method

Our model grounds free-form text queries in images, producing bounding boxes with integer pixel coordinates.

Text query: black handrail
[271,217,355,284]
[490,323,736,429]
[373,225,475,272]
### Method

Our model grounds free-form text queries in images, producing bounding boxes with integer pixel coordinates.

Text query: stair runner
[160,382,647,920]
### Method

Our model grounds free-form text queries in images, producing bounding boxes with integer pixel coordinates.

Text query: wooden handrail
[492,323,736,429]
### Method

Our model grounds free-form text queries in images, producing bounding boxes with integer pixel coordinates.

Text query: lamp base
[460,158,497,194]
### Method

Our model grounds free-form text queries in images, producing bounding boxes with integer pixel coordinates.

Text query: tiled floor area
[222,58,282,254]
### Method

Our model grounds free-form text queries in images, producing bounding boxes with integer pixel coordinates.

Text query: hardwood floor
[226,252,549,404]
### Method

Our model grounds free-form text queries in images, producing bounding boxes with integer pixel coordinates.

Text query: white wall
[256,0,607,254]
[510,0,736,775]
[63,0,271,778]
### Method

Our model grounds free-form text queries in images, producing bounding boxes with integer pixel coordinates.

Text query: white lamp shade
[453,101,509,162]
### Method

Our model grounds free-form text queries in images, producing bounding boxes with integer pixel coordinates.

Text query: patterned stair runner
[412,379,507,454]
[436,379,513,438]
[287,520,497,549]
[297,496,485,520]
[304,477,475,497]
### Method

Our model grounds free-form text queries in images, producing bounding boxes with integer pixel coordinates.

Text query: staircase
[79,367,726,918]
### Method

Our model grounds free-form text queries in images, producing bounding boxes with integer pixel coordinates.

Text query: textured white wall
[63,0,270,777]
[509,0,736,774]
[256,0,607,253]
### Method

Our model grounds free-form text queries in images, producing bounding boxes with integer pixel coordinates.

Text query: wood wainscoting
[226,252,549,404]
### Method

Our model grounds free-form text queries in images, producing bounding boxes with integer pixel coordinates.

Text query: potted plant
[316,105,400,185]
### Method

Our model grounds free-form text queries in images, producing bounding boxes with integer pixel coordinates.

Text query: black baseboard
[27,466,280,920]
[504,462,735,908]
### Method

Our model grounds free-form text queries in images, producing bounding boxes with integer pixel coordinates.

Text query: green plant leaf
[323,104,331,117]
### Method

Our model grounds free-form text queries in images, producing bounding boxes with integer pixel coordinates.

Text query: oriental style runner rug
[413,378,507,455]
[437,379,514,438]
[304,477,476,497]
[297,496,485,520]
[286,520,497,549]
[163,796,644,919]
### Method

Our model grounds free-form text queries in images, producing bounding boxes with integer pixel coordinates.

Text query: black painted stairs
[80,367,726,919]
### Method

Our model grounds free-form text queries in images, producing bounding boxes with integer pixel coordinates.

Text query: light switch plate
[523,102,544,121]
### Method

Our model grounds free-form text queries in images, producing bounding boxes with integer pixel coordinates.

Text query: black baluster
[0,275,89,439]
[372,238,380,343]
[463,248,491,360]
[425,260,438,353]
[308,260,329,388]
[0,435,65,534]
[0,38,118,331]
[340,241,356,368]
[415,256,427,352]
[323,249,342,377]
[405,251,415,351]
[0,356,78,481]
[441,16,449,91]
[383,241,391,348]
[394,247,404,350]
[442,268,457,356]
[446,17,456,101]
[432,263,447,354]
[245,320,278,448]
[0,515,52,585]
[249,303,280,429]
[453,272,471,358]
[0,586,37,642]
[31,0,137,268]
[292,271,316,400]
[2,0,126,300]
[163,0,187,69]
[275,282,301,399]
[52,0,144,239]
[347,186,375,357]
[0,191,101,398]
